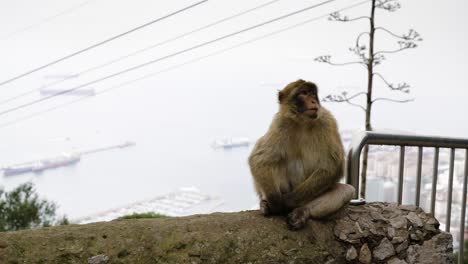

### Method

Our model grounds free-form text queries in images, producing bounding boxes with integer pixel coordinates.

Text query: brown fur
[248,79,355,229]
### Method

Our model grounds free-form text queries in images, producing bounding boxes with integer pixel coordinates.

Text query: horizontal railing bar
[351,131,468,149]
[347,131,468,199]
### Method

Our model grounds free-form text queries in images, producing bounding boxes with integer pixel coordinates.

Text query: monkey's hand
[259,200,271,216]
[281,192,301,209]
[266,194,293,215]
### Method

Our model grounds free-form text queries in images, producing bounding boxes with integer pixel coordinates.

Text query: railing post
[446,148,455,232]
[431,147,439,216]
[398,146,405,205]
[348,146,363,199]
[415,146,423,207]
[459,149,468,264]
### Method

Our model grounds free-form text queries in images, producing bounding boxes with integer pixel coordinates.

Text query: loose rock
[406,212,423,227]
[395,240,409,253]
[345,246,357,261]
[387,256,408,264]
[374,237,396,261]
[390,216,407,229]
[359,243,372,264]
[88,254,109,264]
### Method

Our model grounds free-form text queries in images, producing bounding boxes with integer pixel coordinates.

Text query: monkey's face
[293,86,320,119]
[278,80,321,121]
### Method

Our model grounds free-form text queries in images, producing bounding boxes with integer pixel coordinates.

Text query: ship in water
[1,141,135,176]
[211,137,251,149]
[2,152,81,176]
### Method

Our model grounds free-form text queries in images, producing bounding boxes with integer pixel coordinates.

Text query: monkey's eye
[298,90,308,96]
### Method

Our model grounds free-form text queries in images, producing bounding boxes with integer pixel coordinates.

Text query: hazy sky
[0,0,467,138]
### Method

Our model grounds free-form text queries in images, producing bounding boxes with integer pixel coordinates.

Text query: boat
[2,152,81,176]
[3,163,34,176]
[32,152,81,173]
[212,137,250,149]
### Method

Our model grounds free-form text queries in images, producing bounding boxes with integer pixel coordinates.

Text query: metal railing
[346,131,468,263]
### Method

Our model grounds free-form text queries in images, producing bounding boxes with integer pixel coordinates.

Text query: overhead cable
[0,0,282,106]
[0,0,209,87]
[0,0,370,129]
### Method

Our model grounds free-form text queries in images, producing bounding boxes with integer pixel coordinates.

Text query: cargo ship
[211,137,250,149]
[2,152,81,176]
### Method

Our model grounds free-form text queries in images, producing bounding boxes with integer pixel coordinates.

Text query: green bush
[0,182,67,232]
[116,212,167,220]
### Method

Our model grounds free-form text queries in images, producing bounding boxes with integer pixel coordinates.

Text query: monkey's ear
[278,91,284,104]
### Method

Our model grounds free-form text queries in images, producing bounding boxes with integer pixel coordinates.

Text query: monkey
[248,79,355,230]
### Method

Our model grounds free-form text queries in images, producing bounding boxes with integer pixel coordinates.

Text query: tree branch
[346,91,367,100]
[374,41,418,55]
[328,12,370,22]
[375,0,401,12]
[322,92,367,112]
[372,97,414,103]
[375,27,423,41]
[355,32,370,47]
[314,55,365,66]
[373,72,410,93]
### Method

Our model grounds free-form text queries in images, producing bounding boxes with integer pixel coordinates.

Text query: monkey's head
[278,79,321,121]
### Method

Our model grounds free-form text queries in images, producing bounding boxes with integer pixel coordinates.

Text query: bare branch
[372,97,414,103]
[314,55,365,66]
[345,91,367,100]
[373,72,410,93]
[356,32,370,47]
[376,27,423,41]
[372,54,386,66]
[344,100,367,111]
[374,41,418,55]
[350,32,370,62]
[375,0,401,12]
[322,91,367,112]
[328,12,370,22]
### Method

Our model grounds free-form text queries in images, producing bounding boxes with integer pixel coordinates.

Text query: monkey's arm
[284,117,345,208]
[248,136,290,214]
[283,139,344,208]
[282,168,341,208]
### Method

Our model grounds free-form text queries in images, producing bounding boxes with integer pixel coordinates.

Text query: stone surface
[88,254,109,264]
[374,237,396,261]
[406,212,423,227]
[387,256,408,264]
[395,240,409,253]
[345,246,357,261]
[388,227,396,238]
[359,243,372,264]
[390,216,408,229]
[0,202,453,263]
[405,233,454,264]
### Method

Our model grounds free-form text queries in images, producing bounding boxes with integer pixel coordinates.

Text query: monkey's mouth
[302,109,318,119]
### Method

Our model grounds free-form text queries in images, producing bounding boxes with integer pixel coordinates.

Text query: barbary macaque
[248,79,355,230]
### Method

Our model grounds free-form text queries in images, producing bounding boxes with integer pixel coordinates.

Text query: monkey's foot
[260,200,270,216]
[287,207,310,230]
